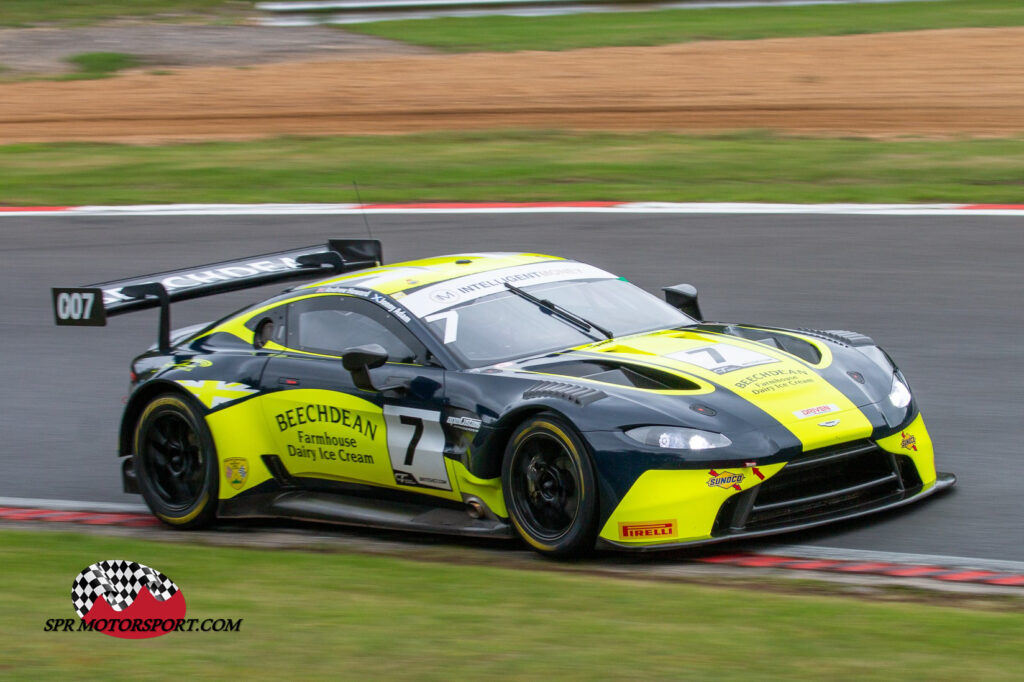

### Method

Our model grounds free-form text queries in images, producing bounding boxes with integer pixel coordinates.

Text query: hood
[521,324,892,451]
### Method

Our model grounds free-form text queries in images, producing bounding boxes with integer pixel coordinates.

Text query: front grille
[712,441,922,536]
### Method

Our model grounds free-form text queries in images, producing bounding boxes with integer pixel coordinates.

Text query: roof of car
[301,252,563,297]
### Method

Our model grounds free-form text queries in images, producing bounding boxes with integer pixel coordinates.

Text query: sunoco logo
[69,560,186,639]
[707,469,744,490]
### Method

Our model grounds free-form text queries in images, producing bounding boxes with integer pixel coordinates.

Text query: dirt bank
[1,27,1022,142]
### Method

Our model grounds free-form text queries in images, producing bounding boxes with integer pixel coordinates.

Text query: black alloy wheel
[133,393,217,528]
[502,413,598,557]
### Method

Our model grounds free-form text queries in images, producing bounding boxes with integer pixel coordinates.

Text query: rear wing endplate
[52,239,381,351]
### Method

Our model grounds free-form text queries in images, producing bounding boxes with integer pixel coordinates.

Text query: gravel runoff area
[1,26,1023,141]
[0,24,435,76]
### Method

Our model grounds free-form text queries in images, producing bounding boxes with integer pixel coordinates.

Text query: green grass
[348,0,1024,52]
[0,0,252,27]
[2,131,1024,206]
[2,529,1023,680]
[59,52,140,80]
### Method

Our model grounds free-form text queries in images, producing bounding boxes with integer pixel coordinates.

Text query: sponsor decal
[101,254,308,306]
[315,286,370,297]
[45,560,242,637]
[277,405,381,465]
[446,415,482,432]
[619,520,678,540]
[900,431,918,451]
[224,457,248,490]
[818,419,841,427]
[430,289,461,305]
[287,429,375,464]
[176,380,258,408]
[399,261,616,317]
[394,471,417,486]
[794,404,840,419]
[369,293,412,323]
[732,368,814,395]
[274,403,379,439]
[707,469,744,490]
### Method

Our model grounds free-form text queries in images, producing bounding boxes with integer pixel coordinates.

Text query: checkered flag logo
[71,560,179,618]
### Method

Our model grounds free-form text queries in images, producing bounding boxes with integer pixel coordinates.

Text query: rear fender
[118,379,201,456]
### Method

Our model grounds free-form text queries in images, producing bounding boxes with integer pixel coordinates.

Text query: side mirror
[342,344,389,392]
[662,283,703,321]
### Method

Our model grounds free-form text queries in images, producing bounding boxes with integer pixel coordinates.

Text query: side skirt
[219,488,514,539]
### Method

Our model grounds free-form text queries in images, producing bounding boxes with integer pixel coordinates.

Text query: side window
[246,304,288,349]
[250,310,287,349]
[286,296,425,364]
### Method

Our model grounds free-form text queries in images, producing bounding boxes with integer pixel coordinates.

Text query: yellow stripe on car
[304,253,562,296]
[580,329,873,451]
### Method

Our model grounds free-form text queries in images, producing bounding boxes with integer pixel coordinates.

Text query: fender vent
[523,381,606,406]
[798,328,875,348]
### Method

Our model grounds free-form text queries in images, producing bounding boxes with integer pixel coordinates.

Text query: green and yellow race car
[53,240,955,556]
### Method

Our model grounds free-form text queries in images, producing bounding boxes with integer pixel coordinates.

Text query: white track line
[2,203,1024,217]
[3,495,1023,572]
[756,543,1024,573]
[0,496,149,514]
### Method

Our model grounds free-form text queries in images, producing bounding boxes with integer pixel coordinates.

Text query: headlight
[625,426,732,450]
[888,372,912,408]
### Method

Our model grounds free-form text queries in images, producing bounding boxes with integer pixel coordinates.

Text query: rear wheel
[133,393,217,528]
[501,414,598,557]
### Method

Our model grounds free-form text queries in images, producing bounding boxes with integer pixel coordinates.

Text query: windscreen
[419,277,695,367]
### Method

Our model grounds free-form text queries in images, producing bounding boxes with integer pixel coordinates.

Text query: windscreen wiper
[503,282,614,340]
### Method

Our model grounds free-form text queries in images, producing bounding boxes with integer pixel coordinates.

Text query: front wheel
[501,414,598,558]
[133,393,218,528]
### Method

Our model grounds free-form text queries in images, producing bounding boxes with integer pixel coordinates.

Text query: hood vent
[708,325,823,364]
[533,359,701,391]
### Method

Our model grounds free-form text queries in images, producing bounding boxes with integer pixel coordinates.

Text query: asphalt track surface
[3,212,1022,560]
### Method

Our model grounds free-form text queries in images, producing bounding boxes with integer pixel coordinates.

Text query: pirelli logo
[618,520,678,540]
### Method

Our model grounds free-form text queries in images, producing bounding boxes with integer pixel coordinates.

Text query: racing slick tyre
[133,393,218,529]
[501,413,598,558]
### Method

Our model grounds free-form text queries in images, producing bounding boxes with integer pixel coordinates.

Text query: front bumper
[598,471,955,551]
[596,413,952,550]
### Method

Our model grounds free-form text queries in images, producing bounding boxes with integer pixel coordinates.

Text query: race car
[53,239,955,556]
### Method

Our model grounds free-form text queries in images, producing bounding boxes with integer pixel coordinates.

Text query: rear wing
[52,239,381,351]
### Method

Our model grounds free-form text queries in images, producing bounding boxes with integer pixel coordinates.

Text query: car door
[258,294,457,499]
